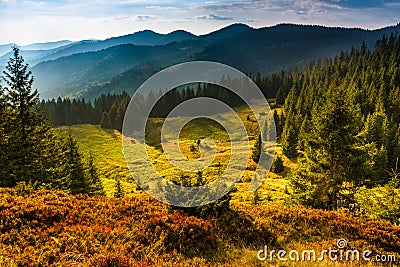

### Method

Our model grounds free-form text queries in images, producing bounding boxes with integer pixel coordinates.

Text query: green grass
[59,125,136,196]
[61,104,290,202]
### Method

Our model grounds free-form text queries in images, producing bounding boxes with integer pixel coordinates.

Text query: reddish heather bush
[0,189,399,266]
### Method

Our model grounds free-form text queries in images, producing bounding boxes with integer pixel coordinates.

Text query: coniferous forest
[282,35,400,209]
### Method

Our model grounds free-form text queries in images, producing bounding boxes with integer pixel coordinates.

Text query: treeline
[0,47,103,195]
[42,68,294,131]
[41,92,131,131]
[278,34,400,209]
[42,82,250,131]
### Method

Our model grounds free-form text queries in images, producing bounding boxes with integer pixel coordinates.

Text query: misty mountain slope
[30,23,400,100]
[0,40,74,58]
[0,30,197,69]
[21,40,75,51]
[65,64,161,99]
[0,41,81,67]
[31,30,198,65]
[32,43,195,99]
[0,43,15,57]
[62,26,254,100]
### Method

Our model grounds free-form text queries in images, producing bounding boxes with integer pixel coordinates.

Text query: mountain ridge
[2,23,400,100]
[0,29,198,67]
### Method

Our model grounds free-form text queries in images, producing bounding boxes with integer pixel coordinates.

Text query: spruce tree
[114,178,124,198]
[253,188,261,205]
[281,121,298,159]
[362,105,389,148]
[252,134,262,163]
[0,84,6,178]
[100,112,113,129]
[196,170,205,186]
[361,107,390,185]
[290,86,365,209]
[63,134,89,194]
[1,47,50,185]
[86,153,104,196]
[271,156,284,173]
[275,87,285,105]
[297,115,310,152]
[273,110,283,140]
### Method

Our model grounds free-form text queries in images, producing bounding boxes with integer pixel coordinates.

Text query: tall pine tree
[63,134,89,194]
[86,153,105,196]
[1,47,50,186]
[0,84,6,176]
[281,115,298,159]
[290,86,365,209]
[252,134,262,163]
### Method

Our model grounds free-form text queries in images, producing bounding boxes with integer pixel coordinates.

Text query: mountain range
[1,23,399,100]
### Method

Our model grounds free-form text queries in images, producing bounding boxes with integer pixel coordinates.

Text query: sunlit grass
[61,104,288,202]
[59,125,136,196]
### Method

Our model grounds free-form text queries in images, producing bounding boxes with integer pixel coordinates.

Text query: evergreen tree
[63,134,89,194]
[297,115,311,151]
[362,106,389,148]
[1,47,50,185]
[252,134,262,163]
[273,110,283,140]
[39,129,70,189]
[100,112,113,129]
[275,87,285,105]
[271,156,284,173]
[196,170,205,186]
[281,121,298,158]
[0,47,102,194]
[253,188,261,205]
[0,84,6,176]
[290,87,365,209]
[114,178,124,198]
[86,153,104,196]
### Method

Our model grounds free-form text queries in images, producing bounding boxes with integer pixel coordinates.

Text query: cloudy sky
[1,0,400,45]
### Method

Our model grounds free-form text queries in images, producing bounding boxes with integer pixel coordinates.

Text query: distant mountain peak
[136,29,158,34]
[202,23,252,40]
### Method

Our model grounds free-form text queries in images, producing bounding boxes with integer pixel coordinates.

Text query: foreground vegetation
[0,188,398,266]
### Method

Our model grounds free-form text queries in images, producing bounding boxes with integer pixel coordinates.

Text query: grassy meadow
[59,102,290,204]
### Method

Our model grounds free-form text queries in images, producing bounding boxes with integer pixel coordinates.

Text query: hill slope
[195,23,400,74]
[32,23,400,100]
[33,43,194,99]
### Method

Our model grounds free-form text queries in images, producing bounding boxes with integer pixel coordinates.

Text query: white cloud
[134,15,160,21]
[195,14,233,20]
[23,0,46,6]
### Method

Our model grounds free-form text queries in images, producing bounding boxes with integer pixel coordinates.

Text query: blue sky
[1,0,400,45]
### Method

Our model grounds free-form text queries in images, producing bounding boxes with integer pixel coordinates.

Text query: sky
[1,0,400,45]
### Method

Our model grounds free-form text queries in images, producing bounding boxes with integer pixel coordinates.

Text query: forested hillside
[276,34,400,212]
[27,23,400,100]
